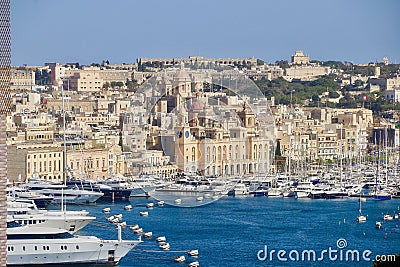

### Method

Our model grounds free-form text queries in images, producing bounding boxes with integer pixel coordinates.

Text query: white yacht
[130,175,164,197]
[7,198,94,233]
[11,212,95,233]
[267,188,282,197]
[294,181,314,198]
[24,180,104,204]
[6,222,142,266]
[232,183,249,196]
[7,186,54,209]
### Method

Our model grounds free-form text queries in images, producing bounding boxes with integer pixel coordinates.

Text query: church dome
[174,69,190,81]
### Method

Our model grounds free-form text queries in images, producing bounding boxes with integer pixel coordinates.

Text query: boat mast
[340,124,343,185]
[384,126,388,187]
[61,83,67,212]
[375,132,380,196]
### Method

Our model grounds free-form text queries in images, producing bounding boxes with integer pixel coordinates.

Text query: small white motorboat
[212,195,219,200]
[133,228,143,234]
[203,193,211,198]
[174,199,182,204]
[115,214,123,220]
[107,215,115,222]
[376,221,382,229]
[157,201,165,206]
[111,217,120,224]
[174,255,186,263]
[357,215,366,223]
[124,205,132,210]
[188,249,199,257]
[143,231,153,238]
[130,224,140,231]
[156,236,166,242]
[188,261,200,267]
[394,213,399,219]
[103,207,111,213]
[159,242,170,250]
[196,196,203,202]
[118,221,127,227]
[140,211,149,217]
[383,214,393,221]
[146,203,154,208]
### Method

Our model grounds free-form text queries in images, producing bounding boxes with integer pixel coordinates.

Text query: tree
[275,60,289,69]
[103,82,110,89]
[354,79,364,87]
[328,91,340,98]
[311,95,320,102]
[338,93,357,108]
[35,69,51,85]
[126,79,138,90]
[110,81,124,87]
[257,59,265,66]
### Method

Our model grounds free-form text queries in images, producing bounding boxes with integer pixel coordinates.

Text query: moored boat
[174,255,186,263]
[156,236,166,242]
[188,261,200,267]
[159,242,170,250]
[6,222,141,266]
[188,249,199,257]
[383,214,393,221]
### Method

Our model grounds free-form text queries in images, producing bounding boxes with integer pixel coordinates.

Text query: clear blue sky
[11,0,399,66]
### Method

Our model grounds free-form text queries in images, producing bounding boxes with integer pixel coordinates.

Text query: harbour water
[64,197,400,267]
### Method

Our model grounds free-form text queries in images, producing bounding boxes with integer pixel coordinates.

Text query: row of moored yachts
[5,176,156,265]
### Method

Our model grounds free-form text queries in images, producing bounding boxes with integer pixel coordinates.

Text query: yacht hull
[7,237,140,265]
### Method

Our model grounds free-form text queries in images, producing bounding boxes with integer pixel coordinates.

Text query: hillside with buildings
[6,51,400,182]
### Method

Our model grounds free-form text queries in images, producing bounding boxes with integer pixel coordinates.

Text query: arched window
[212,146,216,161]
[264,145,268,159]
[191,147,195,161]
[223,145,227,160]
[235,145,239,160]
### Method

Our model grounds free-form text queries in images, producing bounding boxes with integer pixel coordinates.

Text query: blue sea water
[65,197,400,267]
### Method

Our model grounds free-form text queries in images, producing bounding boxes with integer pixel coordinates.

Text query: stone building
[65,67,103,92]
[283,65,331,81]
[291,50,310,65]
[137,56,258,69]
[10,68,35,91]
[7,143,64,182]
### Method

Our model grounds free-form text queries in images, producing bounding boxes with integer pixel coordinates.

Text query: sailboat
[373,131,391,201]
[356,194,366,223]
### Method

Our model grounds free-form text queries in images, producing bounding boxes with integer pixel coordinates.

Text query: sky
[11,0,400,66]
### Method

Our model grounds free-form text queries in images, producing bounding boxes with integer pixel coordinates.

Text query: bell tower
[238,102,255,129]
